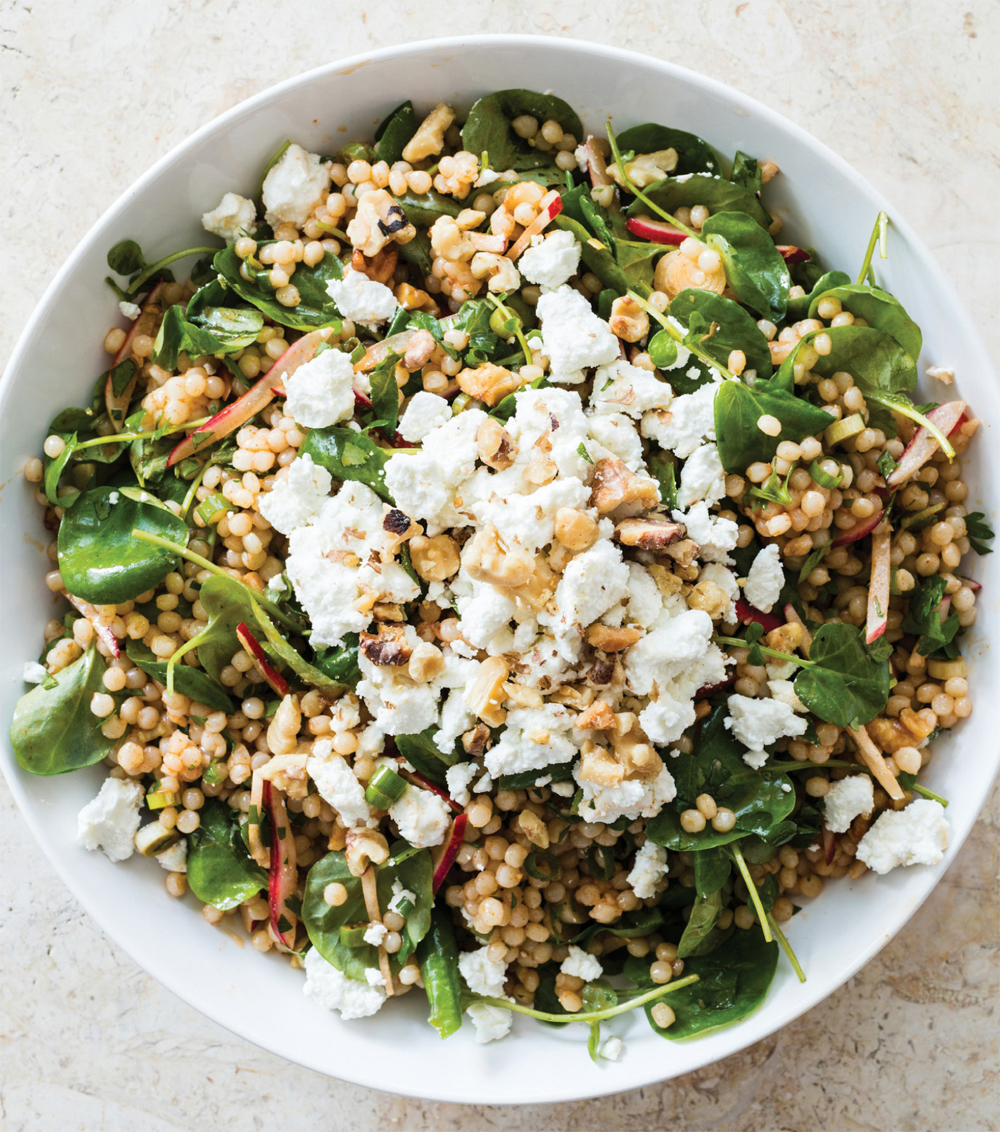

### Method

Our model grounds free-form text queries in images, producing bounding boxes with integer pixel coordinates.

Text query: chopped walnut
[609,295,650,343]
[409,533,461,582]
[585,623,644,652]
[647,563,684,598]
[359,624,412,666]
[347,189,416,257]
[590,456,659,515]
[867,710,935,753]
[476,417,517,469]
[402,102,455,163]
[470,251,521,294]
[663,538,700,570]
[524,456,558,485]
[462,722,491,759]
[614,515,687,549]
[402,329,438,372]
[576,700,617,730]
[611,712,662,779]
[463,525,534,588]
[686,580,730,619]
[372,602,406,622]
[759,160,780,184]
[517,809,550,849]
[465,656,509,727]
[553,507,599,551]
[586,656,617,686]
[351,244,398,284]
[457,362,523,407]
[408,641,446,683]
[345,828,390,876]
[578,740,624,787]
[504,682,544,710]
[395,282,437,313]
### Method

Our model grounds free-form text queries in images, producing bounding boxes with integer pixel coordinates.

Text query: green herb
[374,101,418,164]
[300,426,394,503]
[730,150,763,192]
[796,536,831,584]
[187,802,267,910]
[461,89,583,173]
[393,728,462,787]
[965,512,995,556]
[856,210,889,287]
[368,351,405,437]
[901,575,961,657]
[615,122,721,176]
[213,244,344,331]
[153,300,263,370]
[701,212,789,321]
[669,289,773,377]
[628,174,771,231]
[311,636,362,686]
[249,598,350,698]
[106,239,217,296]
[125,639,233,712]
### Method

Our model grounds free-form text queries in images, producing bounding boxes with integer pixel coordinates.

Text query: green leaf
[311,636,362,686]
[461,89,583,173]
[730,151,762,193]
[303,845,434,980]
[786,269,852,321]
[194,573,258,683]
[368,351,404,437]
[375,101,418,164]
[793,622,891,728]
[647,452,678,511]
[249,598,349,698]
[187,801,266,910]
[416,906,464,1039]
[125,640,234,712]
[496,762,576,791]
[702,212,789,321]
[9,646,117,775]
[676,886,734,959]
[669,289,773,377]
[615,123,720,177]
[391,188,464,228]
[213,244,344,331]
[57,485,188,604]
[630,175,771,230]
[394,728,462,787]
[551,215,627,294]
[299,427,394,502]
[965,511,995,556]
[153,296,263,370]
[807,283,921,360]
[107,239,145,275]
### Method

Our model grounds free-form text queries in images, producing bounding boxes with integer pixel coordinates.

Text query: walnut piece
[359,624,412,666]
[614,515,687,549]
[351,244,398,284]
[590,456,659,515]
[609,295,650,343]
[457,363,523,407]
[463,525,534,588]
[409,533,461,582]
[576,700,617,730]
[402,103,455,163]
[585,624,644,652]
[465,656,509,727]
[476,417,516,470]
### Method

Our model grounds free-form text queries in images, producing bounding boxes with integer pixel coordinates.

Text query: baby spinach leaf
[496,762,576,791]
[375,100,418,164]
[416,906,464,1039]
[615,123,720,177]
[213,244,344,331]
[311,636,362,686]
[10,646,117,775]
[807,283,921,360]
[676,886,734,959]
[394,728,462,786]
[669,289,773,376]
[125,640,234,712]
[786,269,851,321]
[299,427,393,502]
[702,212,789,321]
[630,175,771,230]
[187,801,266,910]
[462,89,583,172]
[303,844,433,980]
[57,485,188,604]
[249,599,348,697]
[647,452,678,511]
[693,845,732,897]
[730,151,762,193]
[193,573,257,683]
[792,622,891,728]
[153,302,264,370]
[368,351,404,437]
[393,188,463,229]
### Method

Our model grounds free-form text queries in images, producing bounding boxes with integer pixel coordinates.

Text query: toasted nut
[345,829,390,876]
[654,248,726,300]
[517,809,550,849]
[585,624,644,652]
[609,295,650,343]
[409,534,461,582]
[553,507,600,551]
[577,700,616,730]
[470,251,521,294]
[586,657,617,686]
[867,709,935,753]
[266,694,301,756]
[524,456,558,485]
[590,456,659,515]
[614,516,686,549]
[462,722,491,758]
[402,103,455,163]
[504,682,544,709]
[372,602,405,622]
[477,417,517,469]
[395,281,437,312]
[457,362,523,407]
[764,621,804,653]
[579,740,624,787]
[464,525,534,588]
[347,189,416,257]
[647,564,684,597]
[359,625,412,666]
[608,149,678,189]
[611,712,662,779]
[686,580,730,619]
[402,328,438,371]
[759,160,780,184]
[548,683,595,710]
[663,538,699,567]
[465,656,509,727]
[351,244,398,284]
[408,641,446,683]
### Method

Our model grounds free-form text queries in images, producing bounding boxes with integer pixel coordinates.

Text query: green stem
[911,783,949,807]
[165,626,208,697]
[604,124,700,241]
[127,247,218,295]
[316,221,350,242]
[181,459,211,519]
[129,528,304,633]
[471,972,700,1025]
[866,393,955,460]
[485,293,532,366]
[713,634,814,668]
[626,289,736,380]
[855,211,888,287]
[731,843,773,943]
[72,417,211,452]
[767,914,806,983]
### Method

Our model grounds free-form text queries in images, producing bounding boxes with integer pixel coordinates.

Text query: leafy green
[192,574,257,683]
[676,885,734,959]
[299,427,394,502]
[57,486,188,604]
[416,907,464,1039]
[311,636,362,686]
[965,512,995,556]
[615,123,720,177]
[125,640,233,712]
[807,283,921,360]
[368,351,404,437]
[450,297,502,363]
[648,452,678,511]
[107,239,145,276]
[375,101,418,164]
[213,244,344,331]
[10,646,117,775]
[461,89,583,172]
[786,269,851,321]
[551,215,627,294]
[393,728,461,787]
[900,575,960,657]
[496,763,576,791]
[303,845,433,979]
[630,175,771,230]
[730,151,762,192]
[152,300,263,370]
[702,212,789,321]
[792,622,891,728]
[249,599,349,697]
[669,289,773,377]
[187,801,266,910]
[391,188,463,228]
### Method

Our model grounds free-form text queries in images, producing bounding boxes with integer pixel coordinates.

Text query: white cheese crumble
[459,945,510,998]
[677,502,739,565]
[744,543,784,613]
[283,347,356,429]
[326,268,399,329]
[306,742,374,828]
[590,359,672,419]
[201,191,257,242]
[560,945,603,982]
[155,839,188,873]
[363,923,388,947]
[574,763,677,825]
[725,694,808,765]
[518,229,582,291]
[484,703,578,778]
[467,1002,513,1043]
[823,774,875,834]
[856,799,949,874]
[601,1036,624,1061]
[398,391,452,442]
[303,947,386,1019]
[542,538,631,661]
[641,380,719,459]
[77,777,144,862]
[118,300,142,321]
[22,661,48,684]
[445,761,477,806]
[365,968,387,988]
[262,143,331,227]
[627,840,668,899]
[676,442,726,509]
[388,878,417,914]
[535,284,620,383]
[388,783,451,848]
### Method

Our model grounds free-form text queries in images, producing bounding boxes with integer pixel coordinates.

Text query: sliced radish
[263,780,299,951]
[506,191,563,262]
[431,813,468,894]
[782,603,813,657]
[397,764,463,813]
[65,594,121,658]
[777,245,811,264]
[886,401,968,490]
[354,388,373,409]
[236,622,290,697]
[696,675,736,699]
[166,328,332,467]
[832,507,884,548]
[865,520,892,644]
[849,725,904,802]
[469,232,508,254]
[625,216,686,245]
[735,597,783,633]
[106,282,165,432]
[583,136,612,189]
[355,329,420,373]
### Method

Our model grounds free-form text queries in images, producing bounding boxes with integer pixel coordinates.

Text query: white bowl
[1,34,997,1106]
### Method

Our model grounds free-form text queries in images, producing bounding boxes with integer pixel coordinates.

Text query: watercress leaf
[57,485,188,604]
[249,598,349,698]
[214,244,344,331]
[496,763,576,791]
[450,297,501,362]
[807,283,921,360]
[702,211,790,321]
[153,302,263,369]
[462,89,583,172]
[393,728,461,786]
[630,175,771,230]
[730,151,762,193]
[10,645,117,775]
[693,845,732,897]
[375,101,418,165]
[786,269,852,321]
[303,844,433,980]
[792,622,891,728]
[368,351,404,436]
[299,427,394,502]
[107,239,145,275]
[615,123,721,177]
[194,573,258,683]
[965,512,995,556]
[647,452,678,511]
[187,801,266,910]
[311,635,362,686]
[713,377,834,473]
[669,289,773,376]
[416,906,464,1039]
[44,431,79,506]
[124,640,234,712]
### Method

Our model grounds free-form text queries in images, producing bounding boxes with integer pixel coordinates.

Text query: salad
[12,89,992,1060]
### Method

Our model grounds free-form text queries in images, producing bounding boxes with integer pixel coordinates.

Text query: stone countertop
[1,2,997,1129]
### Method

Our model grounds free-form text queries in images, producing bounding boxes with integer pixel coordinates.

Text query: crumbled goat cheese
[518,229,582,291]
[77,777,144,862]
[326,268,398,329]
[467,1002,513,1043]
[484,703,578,777]
[307,742,374,828]
[258,453,332,534]
[435,687,477,752]
[588,412,645,471]
[22,661,48,684]
[388,784,451,848]
[365,968,387,988]
[303,947,386,1019]
[698,562,740,618]
[623,563,663,629]
[363,923,388,947]
[744,543,784,613]
[471,474,590,555]
[677,442,726,509]
[118,300,142,321]
[641,380,719,459]
[601,1037,623,1061]
[398,391,452,442]
[535,285,620,383]
[262,143,331,227]
[575,763,677,825]
[201,191,257,242]
[445,761,478,807]
[506,386,595,480]
[625,609,714,697]
[627,840,668,899]
[542,538,631,660]
[856,799,949,874]
[561,945,603,982]
[590,359,672,418]
[676,501,739,564]
[155,839,188,873]
[388,878,417,914]
[823,774,875,834]
[725,694,808,760]
[283,347,356,429]
[767,679,806,713]
[459,945,510,998]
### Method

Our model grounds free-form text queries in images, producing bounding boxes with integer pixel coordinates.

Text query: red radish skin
[263,780,299,950]
[776,245,811,264]
[735,597,783,633]
[696,675,736,699]
[886,401,968,490]
[865,520,892,644]
[105,282,165,431]
[626,216,686,246]
[398,765,463,813]
[235,622,290,698]
[507,192,563,261]
[431,814,468,893]
[66,595,121,658]
[832,507,884,547]
[166,327,333,467]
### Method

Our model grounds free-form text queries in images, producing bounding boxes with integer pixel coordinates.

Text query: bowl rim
[2,31,998,1106]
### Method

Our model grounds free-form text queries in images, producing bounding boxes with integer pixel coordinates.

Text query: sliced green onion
[525,851,562,883]
[823,412,865,446]
[134,821,180,856]
[364,764,407,809]
[203,760,227,786]
[339,923,370,948]
[195,491,229,526]
[808,457,844,488]
[146,784,180,810]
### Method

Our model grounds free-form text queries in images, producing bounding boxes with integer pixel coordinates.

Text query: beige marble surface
[2,2,998,1129]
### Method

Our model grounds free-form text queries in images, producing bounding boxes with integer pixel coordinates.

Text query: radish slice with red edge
[66,594,121,658]
[832,507,884,547]
[431,813,468,893]
[696,675,736,700]
[866,520,892,644]
[262,780,299,950]
[886,401,968,490]
[235,622,289,698]
[735,597,783,633]
[506,191,563,261]
[625,216,686,246]
[776,245,811,264]
[105,282,165,432]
